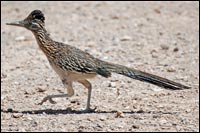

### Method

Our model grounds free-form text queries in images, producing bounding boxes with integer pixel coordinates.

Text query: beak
[6,20,25,27]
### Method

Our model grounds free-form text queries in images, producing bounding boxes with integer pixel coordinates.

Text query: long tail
[102,62,190,90]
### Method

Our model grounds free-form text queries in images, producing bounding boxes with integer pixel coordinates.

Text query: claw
[38,96,56,105]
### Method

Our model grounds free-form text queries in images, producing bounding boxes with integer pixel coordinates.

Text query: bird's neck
[32,28,57,56]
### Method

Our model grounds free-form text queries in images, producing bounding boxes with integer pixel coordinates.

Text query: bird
[7,10,190,113]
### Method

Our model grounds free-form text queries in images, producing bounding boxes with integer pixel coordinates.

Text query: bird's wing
[55,43,111,78]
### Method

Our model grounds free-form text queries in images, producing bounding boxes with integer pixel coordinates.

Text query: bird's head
[7,10,45,31]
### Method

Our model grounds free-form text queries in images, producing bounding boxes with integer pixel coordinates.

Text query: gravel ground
[1,1,199,132]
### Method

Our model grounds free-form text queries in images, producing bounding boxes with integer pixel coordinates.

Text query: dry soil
[1,1,199,132]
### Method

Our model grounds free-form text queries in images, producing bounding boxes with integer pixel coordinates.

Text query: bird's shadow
[1,108,178,115]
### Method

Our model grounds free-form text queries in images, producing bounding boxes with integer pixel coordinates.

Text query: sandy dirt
[1,1,199,132]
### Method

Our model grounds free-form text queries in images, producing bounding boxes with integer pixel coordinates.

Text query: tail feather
[102,62,190,90]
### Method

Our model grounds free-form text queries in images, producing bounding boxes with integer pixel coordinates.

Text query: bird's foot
[38,96,57,105]
[80,107,97,113]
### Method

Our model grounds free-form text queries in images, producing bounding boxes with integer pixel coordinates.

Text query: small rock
[137,109,145,113]
[15,36,26,41]
[151,87,163,92]
[176,32,181,36]
[14,8,20,12]
[132,124,139,129]
[12,113,23,118]
[36,86,46,92]
[70,99,78,103]
[185,108,191,113]
[1,73,7,79]
[7,108,13,112]
[160,44,169,50]
[112,37,120,45]
[108,82,116,88]
[87,118,93,122]
[111,15,119,19]
[150,49,158,58]
[152,53,158,58]
[30,120,38,127]
[27,116,33,120]
[154,8,161,14]
[120,36,132,41]
[24,91,30,95]
[125,106,130,109]
[24,90,35,95]
[99,116,106,121]
[167,67,176,72]
[137,23,144,27]
[117,88,120,96]
[96,123,102,128]
[173,47,179,52]
[159,32,163,36]
[78,125,85,129]
[14,81,20,85]
[66,107,73,113]
[115,111,124,118]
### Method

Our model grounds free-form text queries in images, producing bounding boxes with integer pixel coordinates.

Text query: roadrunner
[7,10,190,112]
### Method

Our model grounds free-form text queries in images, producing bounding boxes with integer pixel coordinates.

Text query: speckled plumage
[7,10,190,112]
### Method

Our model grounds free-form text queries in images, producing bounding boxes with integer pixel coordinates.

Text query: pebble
[30,120,38,127]
[120,36,132,41]
[151,49,158,58]
[27,117,33,120]
[137,109,145,113]
[151,87,163,92]
[154,8,161,14]
[70,100,78,103]
[7,108,13,112]
[13,81,20,85]
[36,86,46,92]
[173,47,179,52]
[12,113,23,118]
[167,67,176,72]
[15,36,26,41]
[115,111,124,118]
[132,124,139,129]
[1,73,7,79]
[112,37,120,45]
[160,44,169,50]
[117,88,120,96]
[108,82,116,88]
[99,116,106,121]
[110,15,119,19]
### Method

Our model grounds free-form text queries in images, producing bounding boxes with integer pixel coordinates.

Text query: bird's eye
[34,15,40,19]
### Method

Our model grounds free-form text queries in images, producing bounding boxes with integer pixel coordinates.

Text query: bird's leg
[78,80,96,113]
[38,79,74,105]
